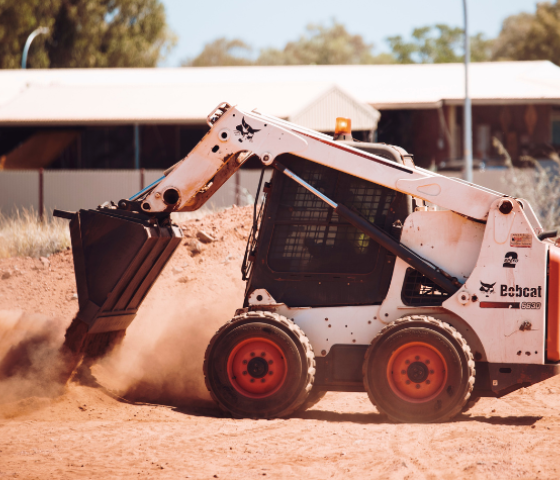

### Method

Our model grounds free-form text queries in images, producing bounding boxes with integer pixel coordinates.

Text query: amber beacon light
[333,117,353,141]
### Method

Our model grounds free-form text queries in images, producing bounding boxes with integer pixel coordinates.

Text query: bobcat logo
[235,117,260,142]
[479,281,496,297]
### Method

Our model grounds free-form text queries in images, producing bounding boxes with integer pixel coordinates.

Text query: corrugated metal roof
[0,72,379,130]
[0,61,558,127]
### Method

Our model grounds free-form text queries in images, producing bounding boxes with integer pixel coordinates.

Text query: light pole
[21,27,49,69]
[462,0,473,183]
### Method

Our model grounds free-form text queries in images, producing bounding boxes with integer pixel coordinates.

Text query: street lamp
[21,27,49,69]
[463,0,473,183]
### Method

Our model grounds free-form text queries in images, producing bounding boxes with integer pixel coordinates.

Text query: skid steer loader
[55,102,560,423]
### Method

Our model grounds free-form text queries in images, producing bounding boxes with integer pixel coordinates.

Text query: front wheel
[204,311,315,418]
[363,316,475,423]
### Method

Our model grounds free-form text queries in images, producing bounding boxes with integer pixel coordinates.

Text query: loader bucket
[56,208,182,359]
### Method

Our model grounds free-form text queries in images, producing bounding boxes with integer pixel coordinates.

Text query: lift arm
[137,103,525,225]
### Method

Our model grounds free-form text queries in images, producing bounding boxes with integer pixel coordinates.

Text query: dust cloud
[99,288,240,409]
[0,310,68,406]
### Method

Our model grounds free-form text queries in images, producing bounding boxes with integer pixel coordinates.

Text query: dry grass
[495,137,560,231]
[0,209,70,259]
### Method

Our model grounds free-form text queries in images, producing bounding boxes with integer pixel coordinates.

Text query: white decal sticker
[510,233,532,248]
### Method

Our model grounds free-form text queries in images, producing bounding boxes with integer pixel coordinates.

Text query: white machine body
[137,103,554,368]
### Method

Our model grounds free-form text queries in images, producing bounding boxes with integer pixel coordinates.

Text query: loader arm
[142,103,542,233]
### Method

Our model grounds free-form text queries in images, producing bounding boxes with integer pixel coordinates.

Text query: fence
[0,167,510,218]
[0,168,270,217]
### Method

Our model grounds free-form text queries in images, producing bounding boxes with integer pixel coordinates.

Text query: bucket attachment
[55,208,182,359]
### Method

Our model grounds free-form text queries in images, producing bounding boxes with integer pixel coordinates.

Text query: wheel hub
[227,337,287,399]
[387,341,448,403]
[247,357,269,378]
[407,361,429,383]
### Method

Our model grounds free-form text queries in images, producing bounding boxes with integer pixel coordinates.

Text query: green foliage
[255,21,389,66]
[387,24,492,64]
[184,20,393,67]
[184,38,252,67]
[0,0,176,69]
[492,1,560,65]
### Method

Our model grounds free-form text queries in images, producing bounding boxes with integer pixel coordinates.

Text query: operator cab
[243,117,415,308]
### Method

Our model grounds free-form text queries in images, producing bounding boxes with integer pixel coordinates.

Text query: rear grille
[401,268,449,306]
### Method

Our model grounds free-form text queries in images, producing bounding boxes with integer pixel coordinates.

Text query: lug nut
[261,352,266,357]
[250,379,255,383]
[261,379,266,383]
[415,356,420,360]
[242,360,248,365]
[416,384,420,389]
[268,360,273,365]
[430,370,434,374]
[250,352,255,357]
[269,371,273,375]
[242,371,247,375]
[406,380,411,385]
[401,370,406,375]
[426,380,431,385]
[425,359,430,364]
[405,360,410,365]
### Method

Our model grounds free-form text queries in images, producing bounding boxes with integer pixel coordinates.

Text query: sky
[159,0,541,67]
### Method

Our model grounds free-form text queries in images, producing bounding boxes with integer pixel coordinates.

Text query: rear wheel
[204,311,315,418]
[363,316,475,423]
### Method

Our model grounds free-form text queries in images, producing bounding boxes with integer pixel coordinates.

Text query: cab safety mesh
[401,268,450,306]
[268,158,395,274]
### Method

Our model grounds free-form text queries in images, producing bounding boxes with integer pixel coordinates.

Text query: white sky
[159,0,541,67]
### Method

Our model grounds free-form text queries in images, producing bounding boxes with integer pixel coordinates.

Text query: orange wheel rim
[387,342,448,403]
[227,337,287,399]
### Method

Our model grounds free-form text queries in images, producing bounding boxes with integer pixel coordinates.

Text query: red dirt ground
[1,205,560,479]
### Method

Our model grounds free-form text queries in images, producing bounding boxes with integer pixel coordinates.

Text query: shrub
[495,137,560,231]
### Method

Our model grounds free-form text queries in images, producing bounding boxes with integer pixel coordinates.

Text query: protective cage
[66,208,182,336]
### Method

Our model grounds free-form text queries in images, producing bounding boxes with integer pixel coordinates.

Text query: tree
[255,21,391,66]
[183,21,393,67]
[492,1,560,66]
[387,24,492,64]
[184,38,253,67]
[0,0,176,69]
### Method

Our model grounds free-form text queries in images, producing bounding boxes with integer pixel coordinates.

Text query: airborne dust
[0,206,252,415]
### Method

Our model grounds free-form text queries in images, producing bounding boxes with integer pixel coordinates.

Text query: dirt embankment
[1,205,560,479]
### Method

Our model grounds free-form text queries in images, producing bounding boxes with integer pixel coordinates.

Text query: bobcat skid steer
[55,102,560,423]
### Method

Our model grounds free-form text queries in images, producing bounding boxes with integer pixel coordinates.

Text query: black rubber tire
[294,387,327,414]
[363,315,475,423]
[204,311,315,419]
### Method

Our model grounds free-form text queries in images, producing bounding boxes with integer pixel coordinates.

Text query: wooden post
[38,168,44,221]
[447,106,457,160]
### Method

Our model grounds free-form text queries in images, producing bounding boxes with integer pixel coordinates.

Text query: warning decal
[510,233,532,248]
